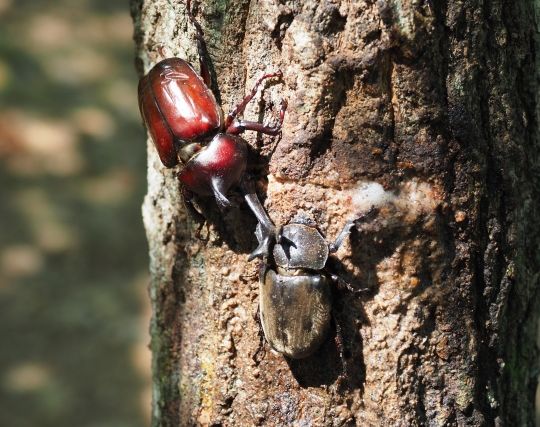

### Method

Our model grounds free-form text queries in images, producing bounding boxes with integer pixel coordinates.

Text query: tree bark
[130,0,539,425]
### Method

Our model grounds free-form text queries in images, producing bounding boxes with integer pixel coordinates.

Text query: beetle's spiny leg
[354,206,379,224]
[186,0,212,87]
[327,269,370,296]
[227,99,287,136]
[333,310,349,385]
[225,71,284,129]
[329,272,355,293]
[252,306,267,364]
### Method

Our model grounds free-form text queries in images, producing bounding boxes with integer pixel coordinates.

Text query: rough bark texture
[130,0,540,425]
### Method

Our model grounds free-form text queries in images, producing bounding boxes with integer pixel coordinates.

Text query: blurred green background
[0,0,150,426]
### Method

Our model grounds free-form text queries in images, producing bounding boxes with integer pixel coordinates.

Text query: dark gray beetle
[245,194,375,359]
[260,221,355,358]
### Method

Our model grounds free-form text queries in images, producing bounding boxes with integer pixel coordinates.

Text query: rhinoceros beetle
[138,0,286,224]
[254,209,377,360]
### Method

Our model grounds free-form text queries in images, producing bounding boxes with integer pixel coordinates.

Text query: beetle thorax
[273,224,330,271]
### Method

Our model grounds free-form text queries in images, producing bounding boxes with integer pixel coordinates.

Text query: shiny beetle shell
[260,269,332,359]
[138,58,223,167]
[178,133,247,202]
[257,212,377,361]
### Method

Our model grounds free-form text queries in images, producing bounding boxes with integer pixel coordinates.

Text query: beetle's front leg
[227,100,287,136]
[329,206,379,253]
[240,179,279,261]
[329,221,355,254]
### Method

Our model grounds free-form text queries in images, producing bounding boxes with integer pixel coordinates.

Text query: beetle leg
[332,310,349,385]
[240,179,279,260]
[186,0,212,87]
[248,226,272,261]
[329,272,355,293]
[240,180,275,234]
[329,206,379,253]
[329,220,355,253]
[181,186,209,239]
[224,72,284,129]
[326,268,371,296]
[252,306,267,364]
[227,100,287,136]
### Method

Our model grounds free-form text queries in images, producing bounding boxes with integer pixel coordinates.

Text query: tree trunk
[130,0,539,425]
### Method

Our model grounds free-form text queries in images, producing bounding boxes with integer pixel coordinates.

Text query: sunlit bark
[131,0,539,425]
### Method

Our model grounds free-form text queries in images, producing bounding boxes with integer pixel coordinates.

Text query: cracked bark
[130,0,539,425]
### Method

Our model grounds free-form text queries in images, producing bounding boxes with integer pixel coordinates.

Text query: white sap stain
[266,175,441,228]
[351,180,440,219]
[351,182,396,212]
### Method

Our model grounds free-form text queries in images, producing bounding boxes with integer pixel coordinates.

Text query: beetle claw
[248,223,275,260]
[248,236,272,261]
[194,221,210,242]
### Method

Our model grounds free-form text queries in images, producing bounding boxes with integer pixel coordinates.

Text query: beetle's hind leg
[186,0,212,87]
[332,310,349,386]
[252,306,267,364]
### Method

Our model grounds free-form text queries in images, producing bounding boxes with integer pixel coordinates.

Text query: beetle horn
[211,178,232,209]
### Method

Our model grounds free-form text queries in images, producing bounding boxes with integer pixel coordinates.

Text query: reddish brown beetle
[138,0,286,224]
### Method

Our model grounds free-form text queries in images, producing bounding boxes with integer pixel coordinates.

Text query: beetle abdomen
[138,74,179,167]
[138,58,223,167]
[260,269,332,359]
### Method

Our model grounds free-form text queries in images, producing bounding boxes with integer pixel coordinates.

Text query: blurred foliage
[0,0,150,426]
